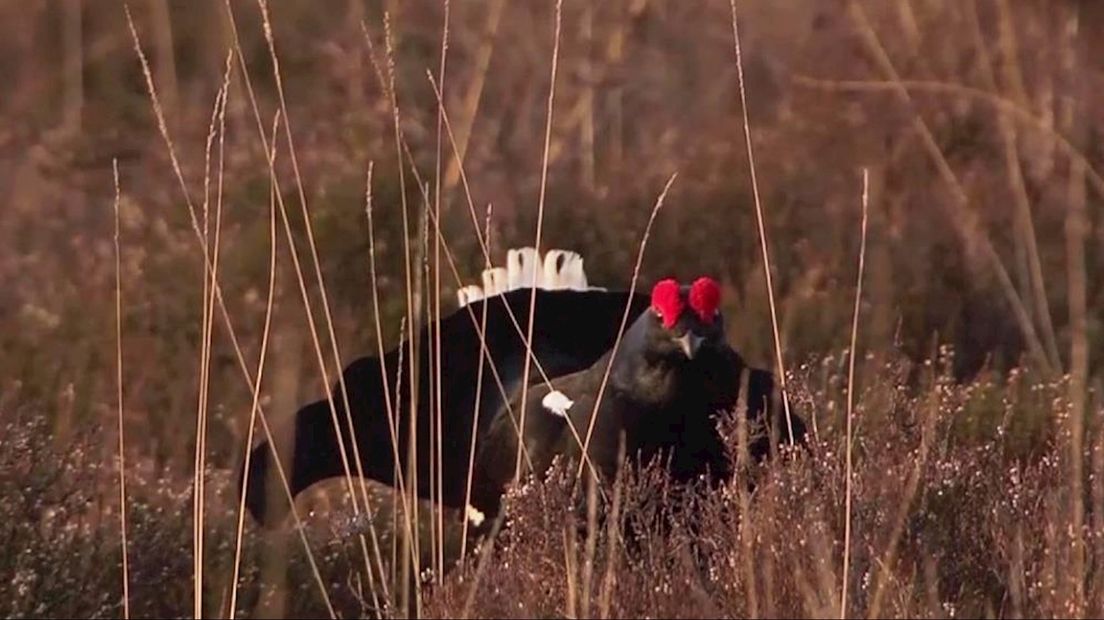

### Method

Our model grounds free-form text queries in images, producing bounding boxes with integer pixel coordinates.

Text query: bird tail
[240,399,350,527]
[456,246,606,307]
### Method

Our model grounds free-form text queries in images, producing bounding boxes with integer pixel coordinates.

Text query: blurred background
[4,1,1104,617]
[2,0,1102,538]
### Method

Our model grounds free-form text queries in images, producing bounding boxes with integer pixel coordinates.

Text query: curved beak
[676,332,704,359]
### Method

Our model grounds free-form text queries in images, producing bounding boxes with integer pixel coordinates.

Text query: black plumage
[240,254,806,531]
[466,277,803,524]
[242,286,651,526]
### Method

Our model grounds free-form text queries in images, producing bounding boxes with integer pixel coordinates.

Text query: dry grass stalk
[126,5,338,614]
[729,0,796,445]
[249,5,389,602]
[217,3,396,611]
[515,0,565,481]
[229,111,281,620]
[112,159,131,620]
[362,160,411,609]
[423,69,605,488]
[192,75,229,619]
[841,169,870,618]
[126,5,300,528]
[387,121,548,477]
[432,0,451,587]
[419,70,553,396]
[460,204,495,561]
[377,12,425,612]
[574,173,678,482]
[417,182,437,586]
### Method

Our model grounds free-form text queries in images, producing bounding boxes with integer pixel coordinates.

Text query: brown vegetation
[1,0,1102,617]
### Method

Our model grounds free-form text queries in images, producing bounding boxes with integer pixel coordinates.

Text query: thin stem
[229,110,281,620]
[841,169,869,619]
[252,4,386,601]
[575,174,677,482]
[112,159,131,620]
[379,13,423,611]
[516,0,564,480]
[364,161,417,607]
[433,0,450,584]
[729,0,795,444]
[126,7,335,611]
[460,204,494,562]
[193,78,228,620]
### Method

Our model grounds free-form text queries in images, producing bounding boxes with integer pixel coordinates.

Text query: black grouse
[466,276,799,524]
[240,249,803,528]
[242,249,649,526]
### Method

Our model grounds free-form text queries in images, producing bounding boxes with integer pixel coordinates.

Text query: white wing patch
[465,504,485,527]
[541,390,575,418]
[456,246,606,308]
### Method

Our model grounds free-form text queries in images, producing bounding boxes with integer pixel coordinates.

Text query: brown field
[2,1,1103,618]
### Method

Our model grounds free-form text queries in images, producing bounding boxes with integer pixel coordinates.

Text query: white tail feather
[507,247,541,290]
[540,250,565,289]
[457,246,605,308]
[456,285,484,307]
[547,250,590,290]
[481,266,509,298]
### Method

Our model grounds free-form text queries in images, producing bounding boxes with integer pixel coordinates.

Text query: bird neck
[610,321,687,410]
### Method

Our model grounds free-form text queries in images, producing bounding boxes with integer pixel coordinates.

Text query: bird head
[647,276,725,360]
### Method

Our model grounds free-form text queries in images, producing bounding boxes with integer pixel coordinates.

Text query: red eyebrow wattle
[650,279,683,328]
[689,276,720,323]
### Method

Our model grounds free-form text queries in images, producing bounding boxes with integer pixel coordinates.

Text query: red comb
[650,279,683,328]
[689,276,721,324]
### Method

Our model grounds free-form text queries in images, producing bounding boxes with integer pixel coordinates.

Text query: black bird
[241,248,651,526]
[466,276,802,524]
[241,249,804,528]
